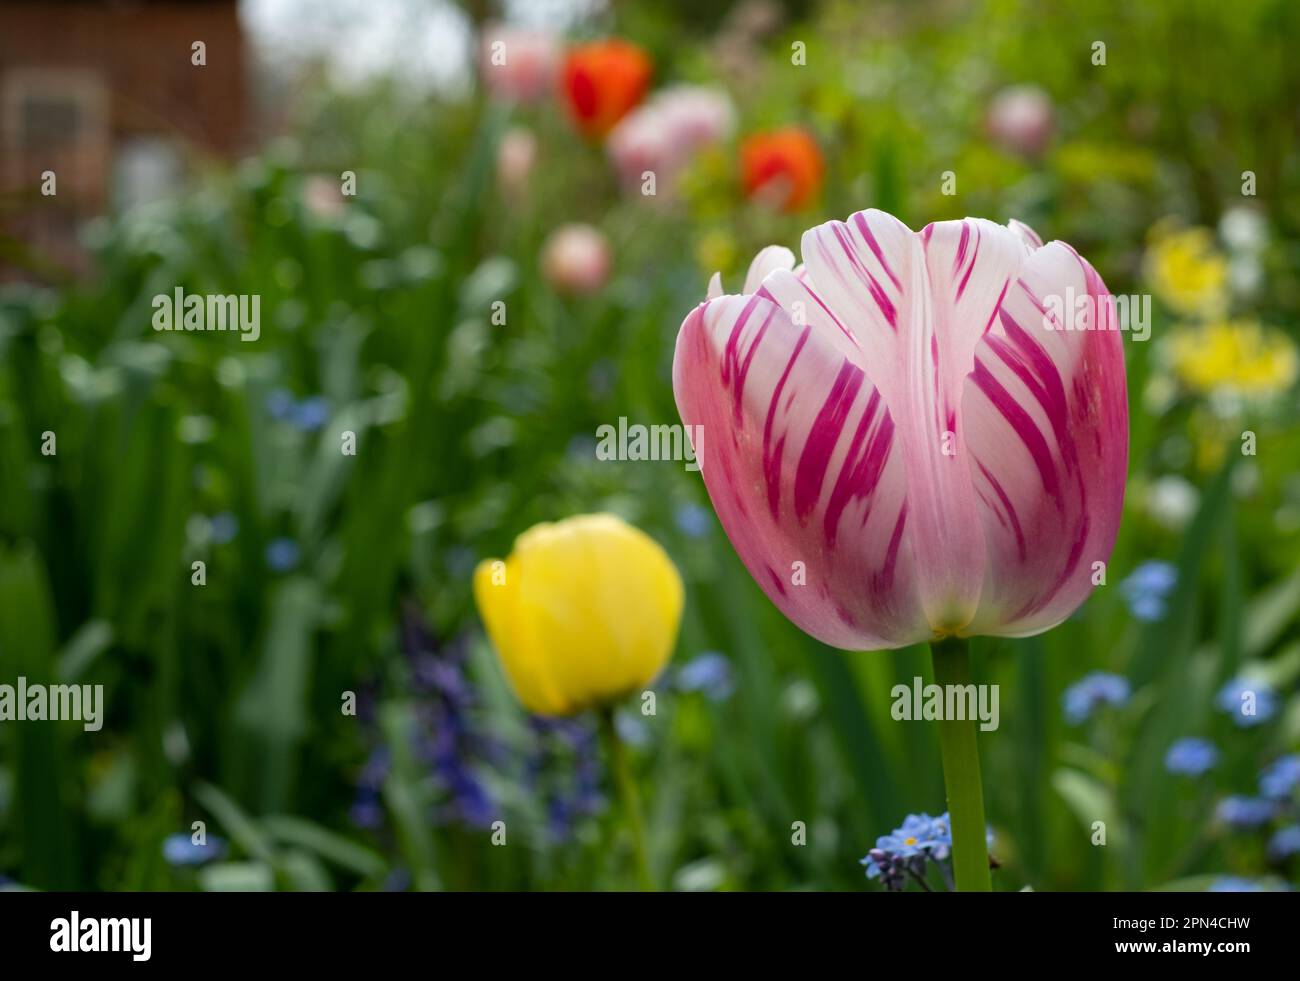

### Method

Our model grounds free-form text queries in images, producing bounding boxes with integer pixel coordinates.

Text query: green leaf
[262,815,387,880]
[198,861,275,892]
[234,577,322,812]
[194,782,276,865]
[278,849,334,892]
[56,620,114,682]
[1147,875,1224,892]
[0,544,77,888]
[1242,567,1300,659]
[1052,768,1117,835]
[379,703,441,891]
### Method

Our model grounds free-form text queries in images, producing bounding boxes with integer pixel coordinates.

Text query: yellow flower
[1144,221,1229,318]
[1167,319,1298,401]
[473,514,684,717]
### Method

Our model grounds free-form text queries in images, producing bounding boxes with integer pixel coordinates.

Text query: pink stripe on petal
[673,291,928,649]
[962,241,1127,636]
[1008,218,1044,250]
[851,211,902,289]
[795,359,866,522]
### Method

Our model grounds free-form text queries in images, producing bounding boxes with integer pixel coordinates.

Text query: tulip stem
[930,636,993,892]
[600,708,655,892]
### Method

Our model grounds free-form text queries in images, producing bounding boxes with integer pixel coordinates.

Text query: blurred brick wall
[0,0,250,278]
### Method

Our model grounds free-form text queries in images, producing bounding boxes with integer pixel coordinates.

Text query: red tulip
[739,127,824,212]
[560,39,653,139]
[673,210,1128,649]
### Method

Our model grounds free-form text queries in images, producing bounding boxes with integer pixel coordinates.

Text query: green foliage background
[0,0,1298,891]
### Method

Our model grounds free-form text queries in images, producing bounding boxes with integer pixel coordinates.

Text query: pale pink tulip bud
[987,85,1055,157]
[607,86,734,196]
[302,175,345,219]
[674,210,1128,649]
[479,23,559,104]
[541,224,612,296]
[497,127,538,197]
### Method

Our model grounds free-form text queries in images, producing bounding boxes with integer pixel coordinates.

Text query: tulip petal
[474,516,684,716]
[510,517,683,709]
[473,558,573,715]
[799,212,1024,631]
[1008,218,1044,250]
[673,288,928,650]
[743,245,796,294]
[961,241,1128,635]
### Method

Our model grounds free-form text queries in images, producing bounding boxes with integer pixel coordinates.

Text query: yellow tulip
[473,513,684,717]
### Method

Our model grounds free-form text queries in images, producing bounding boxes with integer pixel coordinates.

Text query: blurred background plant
[0,0,1298,892]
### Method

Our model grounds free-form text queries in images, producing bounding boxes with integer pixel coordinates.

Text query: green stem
[930,636,992,892]
[600,708,655,891]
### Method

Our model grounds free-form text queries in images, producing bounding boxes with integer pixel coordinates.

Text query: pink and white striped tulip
[673,210,1128,649]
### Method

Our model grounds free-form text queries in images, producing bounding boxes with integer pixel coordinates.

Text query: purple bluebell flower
[349,745,390,830]
[381,868,412,892]
[265,537,300,572]
[674,502,712,539]
[396,616,497,831]
[293,396,330,432]
[266,388,296,421]
[1259,754,1300,801]
[1165,737,1219,777]
[1208,876,1264,892]
[526,716,604,841]
[349,792,384,830]
[1063,671,1131,725]
[163,833,226,867]
[615,711,650,747]
[1120,561,1177,622]
[210,512,239,544]
[446,768,496,827]
[1215,796,1276,830]
[359,746,391,788]
[1267,825,1300,861]
[675,652,735,701]
[1216,676,1278,727]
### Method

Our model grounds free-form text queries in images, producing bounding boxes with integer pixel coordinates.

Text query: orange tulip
[739,127,825,212]
[561,39,653,139]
